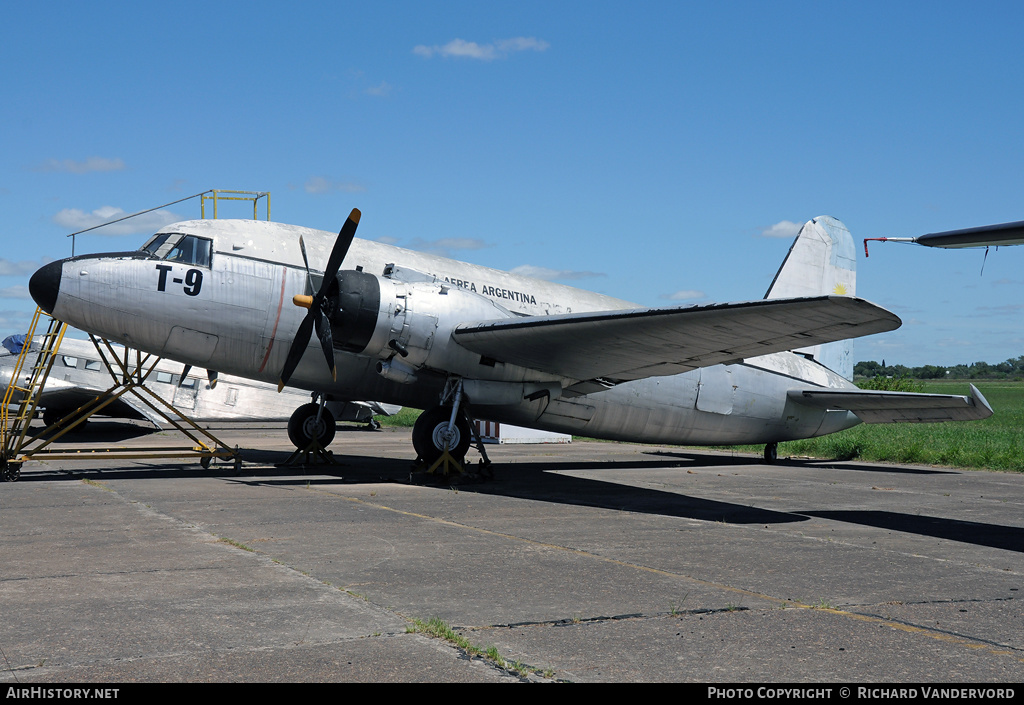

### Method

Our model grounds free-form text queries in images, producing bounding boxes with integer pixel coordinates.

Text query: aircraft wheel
[412,406,470,465]
[763,442,778,464]
[288,403,337,450]
[2,461,21,482]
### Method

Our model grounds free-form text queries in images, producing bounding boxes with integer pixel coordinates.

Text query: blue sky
[2,1,1023,367]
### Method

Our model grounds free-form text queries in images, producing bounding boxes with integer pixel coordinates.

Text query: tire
[763,442,778,464]
[412,406,471,465]
[287,403,337,450]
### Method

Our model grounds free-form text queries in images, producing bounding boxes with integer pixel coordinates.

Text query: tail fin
[765,216,857,380]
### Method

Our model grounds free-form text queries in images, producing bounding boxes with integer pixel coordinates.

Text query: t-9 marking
[155,264,203,296]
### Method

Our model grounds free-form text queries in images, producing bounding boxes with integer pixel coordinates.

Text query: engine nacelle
[326,267,521,381]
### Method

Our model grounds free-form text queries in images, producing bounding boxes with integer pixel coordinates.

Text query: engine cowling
[326,267,520,381]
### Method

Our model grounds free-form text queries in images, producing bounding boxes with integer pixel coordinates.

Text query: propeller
[277,208,361,391]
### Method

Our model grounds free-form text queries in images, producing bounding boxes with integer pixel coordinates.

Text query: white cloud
[52,206,182,235]
[760,220,802,238]
[660,290,706,301]
[414,37,549,61]
[409,237,492,257]
[0,310,33,328]
[305,177,366,194]
[0,285,30,299]
[35,157,125,174]
[0,259,44,276]
[364,81,393,97]
[509,265,605,281]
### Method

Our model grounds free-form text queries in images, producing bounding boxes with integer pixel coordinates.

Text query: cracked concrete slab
[2,422,1022,682]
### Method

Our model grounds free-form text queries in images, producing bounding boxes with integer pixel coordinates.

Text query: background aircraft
[0,333,399,445]
[864,219,1024,254]
[27,210,991,466]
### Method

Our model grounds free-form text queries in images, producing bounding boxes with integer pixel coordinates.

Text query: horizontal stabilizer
[454,295,900,386]
[787,384,993,423]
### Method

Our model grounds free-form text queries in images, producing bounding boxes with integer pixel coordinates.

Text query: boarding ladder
[1,308,66,480]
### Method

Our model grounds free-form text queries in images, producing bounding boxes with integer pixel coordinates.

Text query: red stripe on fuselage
[258,267,289,373]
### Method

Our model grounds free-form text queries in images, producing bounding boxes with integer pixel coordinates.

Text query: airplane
[0,333,400,441]
[26,210,993,467]
[863,219,1024,254]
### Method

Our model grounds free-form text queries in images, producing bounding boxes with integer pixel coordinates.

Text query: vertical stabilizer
[764,216,857,379]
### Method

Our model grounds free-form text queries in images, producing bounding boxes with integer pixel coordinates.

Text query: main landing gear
[412,406,471,467]
[411,379,491,479]
[763,442,778,464]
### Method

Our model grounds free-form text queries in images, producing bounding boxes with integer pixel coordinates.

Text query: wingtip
[969,383,994,418]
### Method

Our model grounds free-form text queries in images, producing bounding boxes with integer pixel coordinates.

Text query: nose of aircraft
[29,260,63,315]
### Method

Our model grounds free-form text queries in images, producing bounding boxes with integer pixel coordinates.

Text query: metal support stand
[2,323,239,479]
[280,438,339,468]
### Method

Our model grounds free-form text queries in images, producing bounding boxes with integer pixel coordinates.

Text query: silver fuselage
[37,219,860,445]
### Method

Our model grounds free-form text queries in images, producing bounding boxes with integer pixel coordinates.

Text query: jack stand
[425,440,464,477]
[467,417,494,479]
[279,394,340,468]
[280,437,339,468]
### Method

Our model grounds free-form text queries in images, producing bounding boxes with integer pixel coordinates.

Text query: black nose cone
[29,260,63,315]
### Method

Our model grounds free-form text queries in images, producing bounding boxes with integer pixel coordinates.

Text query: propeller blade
[314,308,337,382]
[276,208,361,391]
[208,370,218,389]
[278,312,316,391]
[178,364,192,387]
[319,208,360,296]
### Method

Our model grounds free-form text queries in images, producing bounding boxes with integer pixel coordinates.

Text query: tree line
[854,356,1024,381]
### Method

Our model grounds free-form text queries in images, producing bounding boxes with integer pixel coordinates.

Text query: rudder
[764,216,857,379]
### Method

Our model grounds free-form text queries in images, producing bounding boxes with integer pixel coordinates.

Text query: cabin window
[61,356,78,368]
[140,234,212,267]
[155,371,174,385]
[84,360,102,371]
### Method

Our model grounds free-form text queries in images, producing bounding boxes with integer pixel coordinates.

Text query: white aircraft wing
[454,296,900,386]
[33,382,165,426]
[787,384,993,423]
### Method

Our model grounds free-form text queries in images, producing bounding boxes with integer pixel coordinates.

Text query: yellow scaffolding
[201,190,270,221]
[2,189,268,480]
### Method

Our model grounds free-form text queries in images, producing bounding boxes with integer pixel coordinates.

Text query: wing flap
[454,296,900,384]
[787,384,993,423]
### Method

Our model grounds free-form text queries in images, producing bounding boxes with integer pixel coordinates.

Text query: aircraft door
[695,367,734,415]
[173,378,199,411]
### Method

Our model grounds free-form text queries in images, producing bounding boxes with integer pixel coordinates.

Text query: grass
[743,381,1024,471]
[407,617,548,679]
[376,407,422,428]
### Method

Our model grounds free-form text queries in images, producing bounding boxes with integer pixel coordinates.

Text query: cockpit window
[140,234,212,267]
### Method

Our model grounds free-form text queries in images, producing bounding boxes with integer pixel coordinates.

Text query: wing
[787,384,993,423]
[915,220,1024,248]
[35,383,163,426]
[454,296,900,388]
